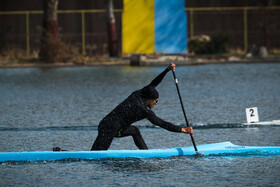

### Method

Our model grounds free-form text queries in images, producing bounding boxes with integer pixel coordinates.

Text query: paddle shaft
[172,71,198,152]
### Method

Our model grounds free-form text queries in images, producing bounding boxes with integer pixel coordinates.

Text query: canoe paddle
[172,70,199,153]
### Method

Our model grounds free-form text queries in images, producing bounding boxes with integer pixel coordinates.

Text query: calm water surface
[0,63,280,186]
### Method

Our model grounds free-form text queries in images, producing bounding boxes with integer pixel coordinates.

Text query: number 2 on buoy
[246,107,259,123]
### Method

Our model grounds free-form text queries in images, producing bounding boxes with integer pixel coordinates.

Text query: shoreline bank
[1,55,280,69]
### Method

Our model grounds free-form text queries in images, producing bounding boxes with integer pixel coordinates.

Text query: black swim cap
[141,86,159,100]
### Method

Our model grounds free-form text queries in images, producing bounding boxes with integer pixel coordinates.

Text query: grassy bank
[0,48,280,68]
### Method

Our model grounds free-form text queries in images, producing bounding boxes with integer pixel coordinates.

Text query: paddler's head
[141,86,159,109]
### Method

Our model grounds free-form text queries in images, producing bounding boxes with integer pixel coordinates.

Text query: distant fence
[1,6,280,58]
[185,6,280,52]
[0,9,122,58]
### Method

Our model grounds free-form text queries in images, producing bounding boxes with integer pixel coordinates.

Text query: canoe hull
[1,142,280,162]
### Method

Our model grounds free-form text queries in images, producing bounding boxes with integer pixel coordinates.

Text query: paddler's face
[147,98,158,109]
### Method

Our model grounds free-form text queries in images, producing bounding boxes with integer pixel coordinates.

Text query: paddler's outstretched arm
[147,110,193,134]
[148,63,175,88]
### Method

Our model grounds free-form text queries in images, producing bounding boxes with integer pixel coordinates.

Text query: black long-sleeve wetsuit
[91,68,181,150]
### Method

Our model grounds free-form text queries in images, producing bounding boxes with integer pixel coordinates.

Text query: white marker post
[246,107,259,123]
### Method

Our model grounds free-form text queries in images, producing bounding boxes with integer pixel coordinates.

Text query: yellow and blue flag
[122,0,187,54]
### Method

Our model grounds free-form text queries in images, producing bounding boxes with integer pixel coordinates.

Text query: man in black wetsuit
[91,63,193,150]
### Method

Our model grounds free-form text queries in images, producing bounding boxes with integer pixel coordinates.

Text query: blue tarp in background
[154,0,187,54]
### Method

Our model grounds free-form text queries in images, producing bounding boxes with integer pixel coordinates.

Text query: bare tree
[40,0,68,63]
[106,0,118,57]
[42,0,58,41]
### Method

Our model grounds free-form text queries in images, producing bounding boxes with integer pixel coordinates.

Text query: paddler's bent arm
[146,110,181,132]
[148,63,175,88]
[147,110,193,134]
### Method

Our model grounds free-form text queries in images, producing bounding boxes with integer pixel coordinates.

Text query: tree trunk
[40,0,59,62]
[43,0,58,40]
[106,0,118,57]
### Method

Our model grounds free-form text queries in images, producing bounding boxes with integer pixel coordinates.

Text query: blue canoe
[1,142,280,162]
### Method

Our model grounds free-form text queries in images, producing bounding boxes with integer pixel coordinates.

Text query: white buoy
[244,107,280,125]
[246,107,259,123]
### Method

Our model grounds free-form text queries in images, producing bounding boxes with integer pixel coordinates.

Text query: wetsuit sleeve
[146,110,181,132]
[148,68,169,88]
